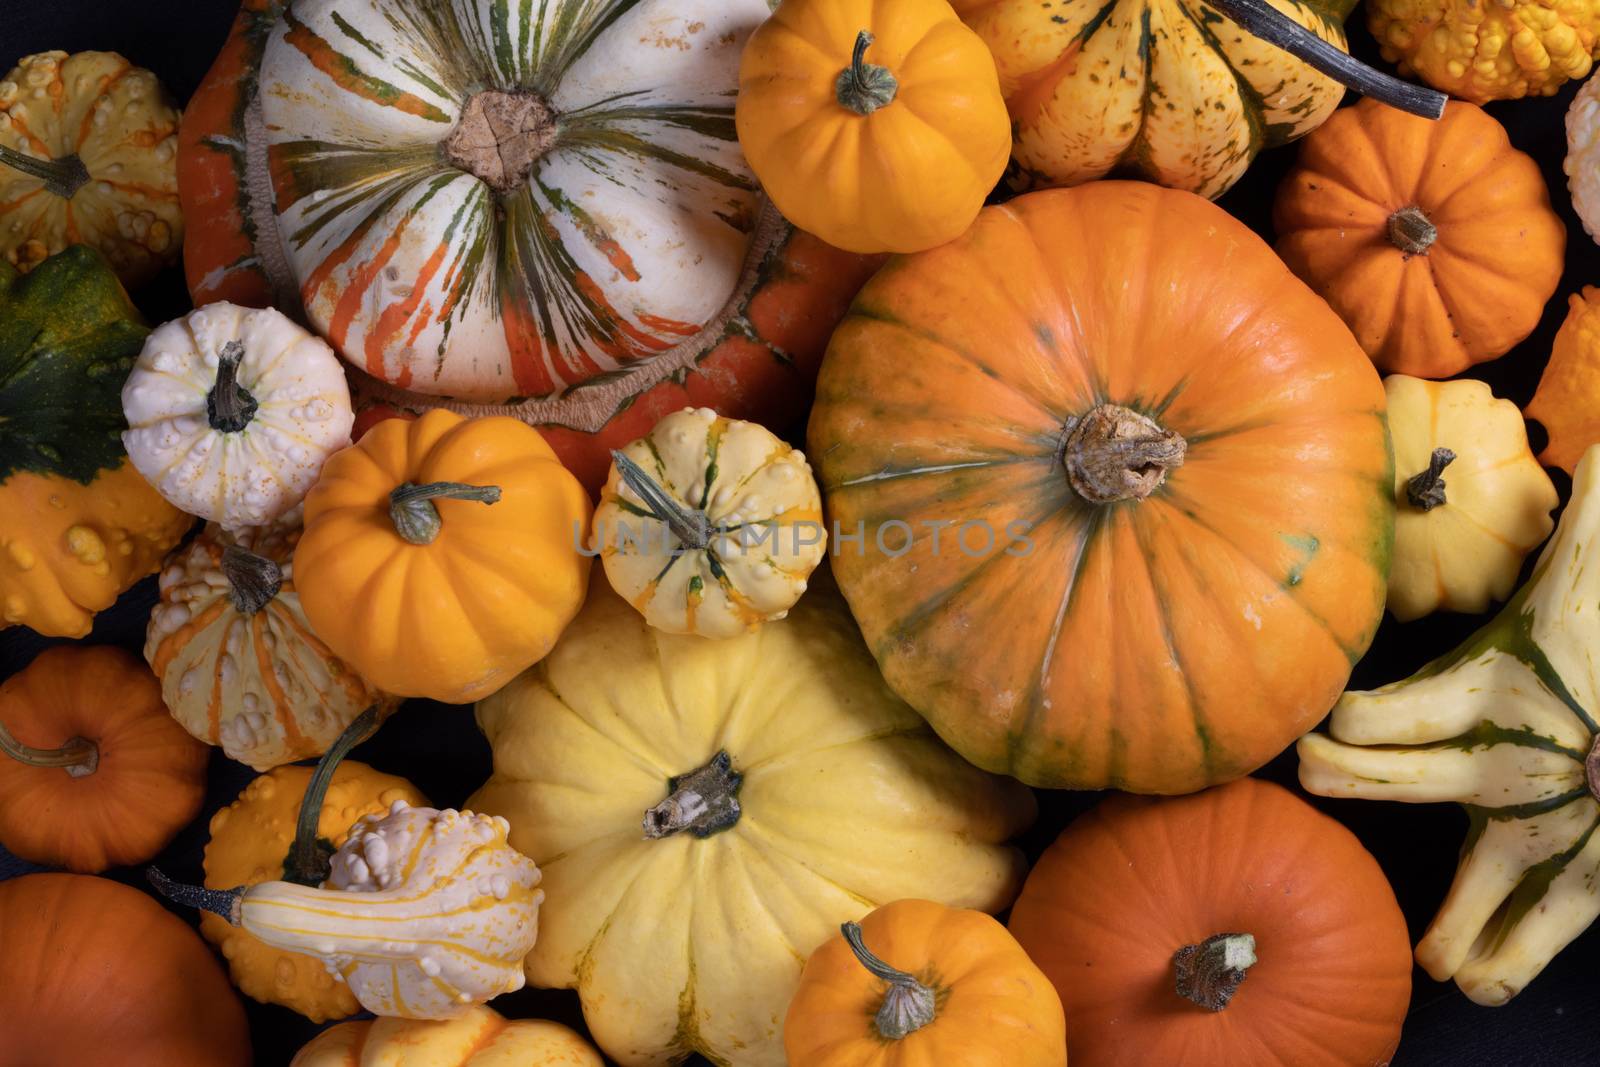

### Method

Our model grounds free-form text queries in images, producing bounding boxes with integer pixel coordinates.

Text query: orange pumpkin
[1274,99,1565,379]
[808,181,1393,793]
[0,645,208,872]
[0,873,251,1067]
[1010,778,1411,1066]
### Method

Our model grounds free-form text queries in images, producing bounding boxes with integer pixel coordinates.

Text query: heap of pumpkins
[4,0,1600,1064]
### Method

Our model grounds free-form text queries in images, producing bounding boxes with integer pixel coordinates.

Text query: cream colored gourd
[1300,445,1600,1005]
[122,302,354,528]
[291,1007,604,1066]
[595,408,825,637]
[1385,375,1557,621]
[156,801,542,1020]
[145,513,388,769]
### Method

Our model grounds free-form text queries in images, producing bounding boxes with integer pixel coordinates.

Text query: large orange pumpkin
[808,182,1393,793]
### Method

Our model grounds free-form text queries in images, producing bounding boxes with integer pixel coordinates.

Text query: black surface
[4,3,1598,1066]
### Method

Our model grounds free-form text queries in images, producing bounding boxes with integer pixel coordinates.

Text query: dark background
[4,2,1598,1064]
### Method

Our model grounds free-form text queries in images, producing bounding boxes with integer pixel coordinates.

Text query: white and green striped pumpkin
[256,0,767,402]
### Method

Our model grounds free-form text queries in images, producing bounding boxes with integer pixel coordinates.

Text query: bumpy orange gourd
[786,899,1066,1067]
[737,0,1010,254]
[1527,287,1600,473]
[1010,778,1411,1067]
[292,1007,604,1066]
[1275,99,1564,379]
[296,410,591,703]
[0,645,208,872]
[1369,0,1600,102]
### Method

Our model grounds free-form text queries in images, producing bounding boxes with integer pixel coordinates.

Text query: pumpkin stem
[282,705,380,886]
[388,481,502,546]
[443,89,557,194]
[1585,735,1600,803]
[1064,404,1186,505]
[0,720,98,778]
[147,867,246,926]
[0,143,91,199]
[1405,447,1456,511]
[1198,0,1445,119]
[611,450,711,552]
[643,751,742,839]
[835,31,899,116]
[221,543,284,615]
[206,341,259,434]
[1174,932,1257,1012]
[1388,206,1439,256]
[841,921,939,1040]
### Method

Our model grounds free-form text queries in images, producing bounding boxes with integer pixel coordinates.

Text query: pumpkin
[1274,99,1565,379]
[1299,444,1600,1005]
[1369,0,1600,102]
[0,873,251,1067]
[292,1007,604,1067]
[467,575,1035,1067]
[736,0,1010,255]
[786,899,1066,1067]
[146,511,390,770]
[0,51,183,288]
[807,182,1393,794]
[1384,375,1557,622]
[121,301,355,529]
[595,408,826,638]
[0,645,208,872]
[1526,288,1600,474]
[951,0,1444,200]
[296,409,591,703]
[1010,778,1411,1066]
[0,246,191,637]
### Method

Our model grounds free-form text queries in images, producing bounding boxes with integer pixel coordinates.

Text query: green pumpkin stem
[146,867,245,926]
[221,544,284,616]
[0,720,98,777]
[0,143,91,199]
[282,705,380,886]
[1064,404,1187,505]
[1405,448,1456,511]
[835,30,899,116]
[643,751,742,839]
[388,481,502,546]
[1174,932,1257,1012]
[610,450,711,552]
[841,921,938,1040]
[1388,206,1439,256]
[206,341,259,434]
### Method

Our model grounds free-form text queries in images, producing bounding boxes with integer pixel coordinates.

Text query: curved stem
[221,543,284,615]
[611,450,711,551]
[206,341,259,434]
[1388,206,1438,255]
[834,30,899,116]
[643,751,742,839]
[0,143,91,199]
[147,867,245,926]
[282,705,379,886]
[388,481,501,546]
[842,921,938,1040]
[1201,0,1446,119]
[1174,932,1257,1011]
[1405,447,1455,511]
[1064,404,1187,504]
[0,720,97,777]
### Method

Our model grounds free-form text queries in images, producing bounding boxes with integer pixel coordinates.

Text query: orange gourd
[0,645,208,872]
[1009,778,1411,1067]
[0,873,250,1067]
[1526,287,1600,474]
[1274,99,1564,379]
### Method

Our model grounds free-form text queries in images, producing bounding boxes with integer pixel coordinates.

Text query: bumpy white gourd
[1567,74,1600,244]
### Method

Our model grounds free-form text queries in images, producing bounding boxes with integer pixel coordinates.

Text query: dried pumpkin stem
[147,866,245,926]
[1388,206,1439,256]
[1586,735,1600,803]
[282,704,380,886]
[1174,932,1257,1012]
[1405,447,1456,511]
[206,341,259,434]
[842,921,938,1040]
[1065,404,1187,505]
[643,751,742,839]
[389,481,502,546]
[611,450,711,552]
[0,143,91,199]
[0,720,98,777]
[835,31,898,116]
[221,543,284,615]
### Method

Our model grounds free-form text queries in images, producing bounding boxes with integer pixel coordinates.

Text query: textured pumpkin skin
[809,182,1393,793]
[785,899,1066,1067]
[469,577,1035,1067]
[1527,287,1600,473]
[951,0,1356,198]
[0,873,251,1067]
[1275,99,1565,379]
[293,1007,604,1066]
[0,645,208,872]
[0,51,184,287]
[1010,778,1411,1066]
[1369,0,1600,102]
[201,761,428,1022]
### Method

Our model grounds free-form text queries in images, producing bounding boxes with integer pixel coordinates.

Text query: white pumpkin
[121,302,354,528]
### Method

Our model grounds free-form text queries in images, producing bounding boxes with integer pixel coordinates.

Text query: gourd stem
[1174,932,1257,1011]
[0,143,91,199]
[1388,206,1438,255]
[842,921,938,1040]
[643,751,742,839]
[206,341,259,433]
[1200,0,1446,119]
[221,543,284,615]
[388,481,502,546]
[283,705,380,886]
[1064,404,1187,505]
[147,867,245,926]
[0,720,98,777]
[835,30,899,116]
[611,450,711,552]
[1586,735,1600,803]
[1405,448,1455,511]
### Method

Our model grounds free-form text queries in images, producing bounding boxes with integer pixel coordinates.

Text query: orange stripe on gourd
[282,12,450,124]
[365,239,450,378]
[76,62,134,150]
